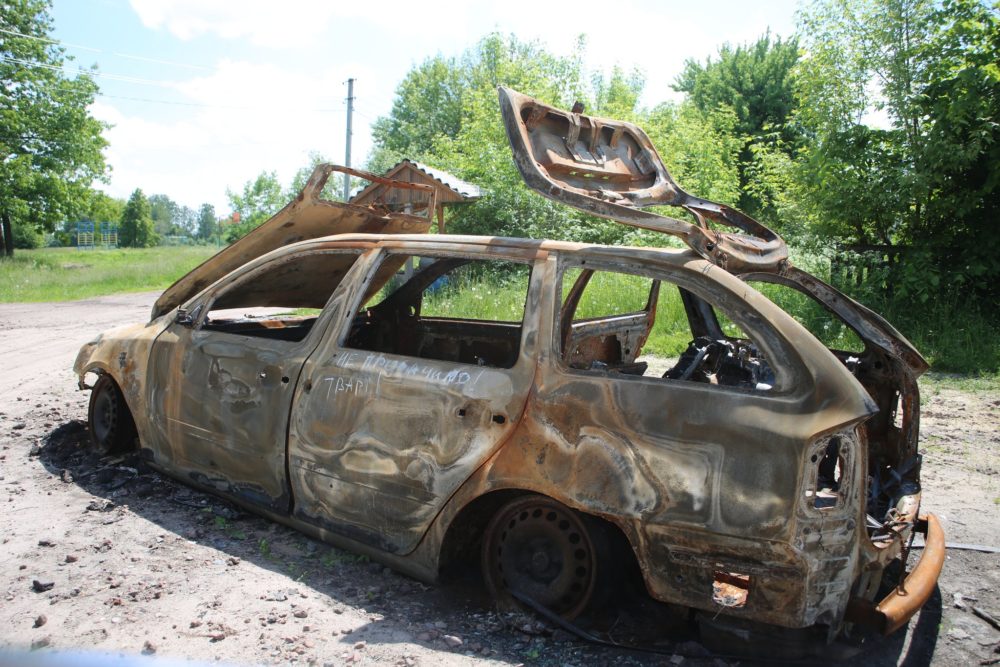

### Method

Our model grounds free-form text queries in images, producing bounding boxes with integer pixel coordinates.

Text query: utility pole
[343,77,355,202]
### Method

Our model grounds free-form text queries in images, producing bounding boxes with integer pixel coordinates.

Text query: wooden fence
[830,244,911,293]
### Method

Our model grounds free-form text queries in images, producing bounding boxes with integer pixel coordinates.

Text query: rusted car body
[74,93,943,647]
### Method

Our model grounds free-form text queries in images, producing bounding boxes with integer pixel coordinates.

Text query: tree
[12,219,42,248]
[175,205,196,236]
[0,0,108,256]
[591,66,645,121]
[645,101,743,207]
[673,33,800,216]
[196,203,217,241]
[369,57,464,172]
[119,188,156,248]
[83,191,125,224]
[224,171,283,242]
[791,0,999,301]
[287,152,341,201]
[911,0,1000,294]
[148,194,179,237]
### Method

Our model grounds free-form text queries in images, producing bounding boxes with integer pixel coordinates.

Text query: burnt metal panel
[498,87,788,273]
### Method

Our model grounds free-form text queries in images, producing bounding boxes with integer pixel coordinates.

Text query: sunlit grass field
[0,246,216,303]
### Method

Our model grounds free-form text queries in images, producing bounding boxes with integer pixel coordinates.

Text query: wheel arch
[87,370,141,454]
[80,363,139,420]
[435,485,643,589]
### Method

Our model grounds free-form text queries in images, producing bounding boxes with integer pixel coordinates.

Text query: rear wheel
[87,375,137,455]
[481,494,600,619]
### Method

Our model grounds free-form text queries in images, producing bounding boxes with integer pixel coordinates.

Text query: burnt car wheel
[482,494,600,619]
[88,375,137,455]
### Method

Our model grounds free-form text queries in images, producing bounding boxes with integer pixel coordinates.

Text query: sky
[47,0,801,213]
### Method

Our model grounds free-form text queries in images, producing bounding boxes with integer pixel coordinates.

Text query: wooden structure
[351,160,481,233]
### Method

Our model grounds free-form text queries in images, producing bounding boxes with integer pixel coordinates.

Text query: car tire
[481,494,607,620]
[87,375,138,455]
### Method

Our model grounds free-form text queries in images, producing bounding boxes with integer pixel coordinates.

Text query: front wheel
[87,375,137,455]
[481,494,602,619]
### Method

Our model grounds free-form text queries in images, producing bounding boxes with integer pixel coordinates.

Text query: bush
[12,223,43,249]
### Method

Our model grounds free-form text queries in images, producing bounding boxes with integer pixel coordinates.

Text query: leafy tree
[673,33,800,216]
[224,170,283,242]
[148,194,180,236]
[645,101,743,207]
[0,0,108,257]
[287,152,343,201]
[675,33,800,141]
[83,191,125,224]
[791,0,999,302]
[175,205,196,236]
[591,66,645,121]
[119,188,156,248]
[369,57,464,171]
[196,203,216,241]
[431,34,629,244]
[910,0,1000,294]
[793,0,932,247]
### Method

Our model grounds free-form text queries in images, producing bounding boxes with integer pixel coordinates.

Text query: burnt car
[74,90,943,648]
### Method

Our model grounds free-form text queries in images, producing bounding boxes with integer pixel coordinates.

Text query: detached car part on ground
[75,94,943,653]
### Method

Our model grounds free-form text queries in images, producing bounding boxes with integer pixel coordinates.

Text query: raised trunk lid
[498,87,788,273]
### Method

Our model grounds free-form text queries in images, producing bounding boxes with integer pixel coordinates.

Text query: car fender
[74,316,173,452]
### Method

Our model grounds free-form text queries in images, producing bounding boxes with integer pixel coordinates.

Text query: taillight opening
[803,433,853,513]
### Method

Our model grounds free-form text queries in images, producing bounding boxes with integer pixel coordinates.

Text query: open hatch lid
[150,164,436,320]
[499,87,788,273]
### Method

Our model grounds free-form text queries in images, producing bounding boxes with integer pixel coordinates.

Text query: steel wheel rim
[92,384,117,445]
[485,498,597,618]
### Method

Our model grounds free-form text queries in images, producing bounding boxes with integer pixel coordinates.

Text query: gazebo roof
[351,159,481,204]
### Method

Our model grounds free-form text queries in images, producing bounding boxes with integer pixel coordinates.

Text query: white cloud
[128,0,341,45]
[92,59,377,211]
[127,0,465,47]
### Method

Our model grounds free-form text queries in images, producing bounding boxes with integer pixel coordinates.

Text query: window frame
[737,274,868,355]
[187,247,366,345]
[336,247,538,369]
[553,253,797,395]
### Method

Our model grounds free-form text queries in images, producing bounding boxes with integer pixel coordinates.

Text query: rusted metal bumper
[845,514,945,635]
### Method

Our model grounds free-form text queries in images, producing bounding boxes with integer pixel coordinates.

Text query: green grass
[422,271,530,322]
[919,370,1000,394]
[420,268,695,357]
[0,246,217,303]
[875,298,1000,375]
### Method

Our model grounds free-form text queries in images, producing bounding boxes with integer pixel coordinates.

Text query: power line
[1,54,175,88]
[95,92,347,114]
[6,57,353,113]
[353,106,376,122]
[3,27,362,115]
[0,26,210,71]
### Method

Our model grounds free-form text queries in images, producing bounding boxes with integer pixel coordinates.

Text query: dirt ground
[1,292,998,666]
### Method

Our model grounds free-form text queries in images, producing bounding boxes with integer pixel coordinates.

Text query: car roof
[298,232,695,258]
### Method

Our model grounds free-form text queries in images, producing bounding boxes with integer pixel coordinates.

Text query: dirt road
[1,293,997,666]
